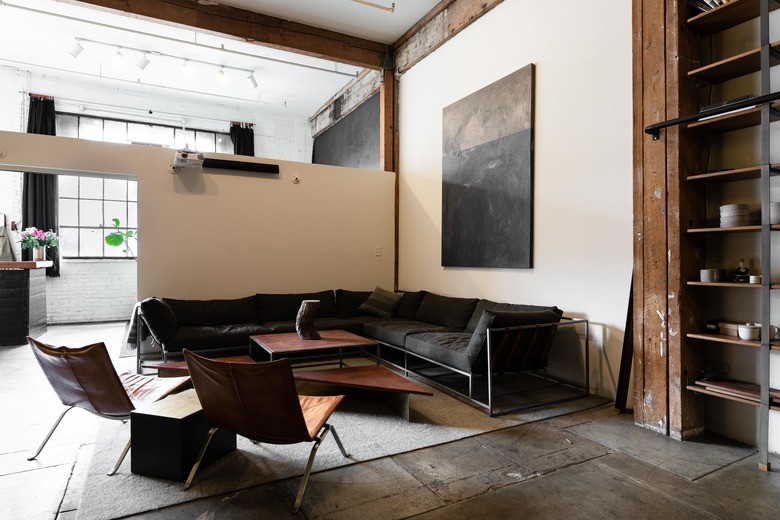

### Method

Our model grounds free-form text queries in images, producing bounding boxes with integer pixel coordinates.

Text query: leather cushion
[362,320,454,347]
[415,293,479,330]
[404,332,473,373]
[164,296,257,326]
[140,297,178,342]
[465,300,564,333]
[395,290,426,320]
[335,289,373,317]
[256,291,337,322]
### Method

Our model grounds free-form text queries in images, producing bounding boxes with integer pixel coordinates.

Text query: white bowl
[738,323,760,341]
[720,208,748,217]
[720,217,749,227]
[720,203,749,212]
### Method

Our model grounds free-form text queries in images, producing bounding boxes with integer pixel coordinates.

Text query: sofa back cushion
[395,290,426,320]
[465,300,564,333]
[255,290,337,322]
[164,296,258,326]
[139,297,178,343]
[335,289,373,317]
[465,309,563,367]
[415,293,479,330]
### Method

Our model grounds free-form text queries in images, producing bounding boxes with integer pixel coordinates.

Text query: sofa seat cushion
[363,320,455,347]
[164,324,272,352]
[405,332,473,373]
[164,296,258,326]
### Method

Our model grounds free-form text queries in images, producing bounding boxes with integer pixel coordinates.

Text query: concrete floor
[2,323,780,519]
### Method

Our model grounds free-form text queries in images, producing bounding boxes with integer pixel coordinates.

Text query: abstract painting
[442,64,535,268]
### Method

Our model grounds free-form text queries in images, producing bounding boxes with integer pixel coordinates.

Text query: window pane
[127,202,137,228]
[56,115,78,138]
[79,228,103,256]
[79,177,102,199]
[60,199,78,226]
[195,131,216,153]
[80,199,102,227]
[58,175,78,198]
[216,133,232,154]
[175,129,196,150]
[104,179,126,200]
[104,120,128,144]
[79,117,103,141]
[128,123,174,147]
[60,228,78,257]
[104,201,127,226]
[128,180,137,202]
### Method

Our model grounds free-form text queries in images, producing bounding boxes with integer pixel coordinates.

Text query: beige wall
[397,0,633,400]
[0,130,395,299]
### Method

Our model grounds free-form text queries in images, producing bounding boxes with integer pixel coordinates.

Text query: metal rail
[643,91,780,140]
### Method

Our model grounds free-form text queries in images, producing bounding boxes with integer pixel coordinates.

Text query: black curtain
[22,95,59,277]
[230,123,255,156]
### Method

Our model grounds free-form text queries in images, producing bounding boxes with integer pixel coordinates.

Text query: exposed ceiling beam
[72,0,390,69]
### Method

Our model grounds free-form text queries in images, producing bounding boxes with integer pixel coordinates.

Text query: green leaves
[105,218,137,260]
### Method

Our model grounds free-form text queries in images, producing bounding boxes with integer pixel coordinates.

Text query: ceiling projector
[169,149,204,173]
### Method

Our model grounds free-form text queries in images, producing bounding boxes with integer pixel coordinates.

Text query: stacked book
[688,0,732,13]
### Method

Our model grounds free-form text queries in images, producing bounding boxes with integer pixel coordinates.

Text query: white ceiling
[0,0,438,119]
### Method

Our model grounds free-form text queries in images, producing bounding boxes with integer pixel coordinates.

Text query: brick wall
[46,260,137,323]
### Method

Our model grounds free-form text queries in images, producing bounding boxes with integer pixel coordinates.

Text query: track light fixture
[246,73,258,89]
[114,48,124,65]
[216,67,226,82]
[68,41,84,58]
[136,53,150,70]
[181,59,192,75]
[350,0,395,12]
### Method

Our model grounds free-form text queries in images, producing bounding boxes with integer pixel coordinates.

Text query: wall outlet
[374,246,381,256]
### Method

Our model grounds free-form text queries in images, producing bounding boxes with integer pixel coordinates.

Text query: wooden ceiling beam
[73,0,389,69]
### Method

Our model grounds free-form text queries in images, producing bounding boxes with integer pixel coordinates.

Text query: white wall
[397,0,633,401]
[0,131,396,300]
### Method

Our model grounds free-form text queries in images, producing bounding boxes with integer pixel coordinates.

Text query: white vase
[33,245,46,261]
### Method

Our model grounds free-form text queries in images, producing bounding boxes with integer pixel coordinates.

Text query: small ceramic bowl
[738,323,760,341]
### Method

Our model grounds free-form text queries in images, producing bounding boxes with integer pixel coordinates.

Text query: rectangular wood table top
[250,329,376,355]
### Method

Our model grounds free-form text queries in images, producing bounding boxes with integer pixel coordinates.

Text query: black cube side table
[131,388,236,481]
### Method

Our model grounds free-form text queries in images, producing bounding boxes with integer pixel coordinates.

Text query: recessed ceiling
[0,0,438,120]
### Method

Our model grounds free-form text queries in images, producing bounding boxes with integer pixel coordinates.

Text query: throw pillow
[359,286,403,318]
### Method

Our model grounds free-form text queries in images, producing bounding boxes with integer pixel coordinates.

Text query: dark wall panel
[313,93,380,170]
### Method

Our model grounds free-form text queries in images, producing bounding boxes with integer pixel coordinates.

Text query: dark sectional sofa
[136,289,588,415]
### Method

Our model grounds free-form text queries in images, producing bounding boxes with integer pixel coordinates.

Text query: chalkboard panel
[313,93,380,170]
[442,64,535,268]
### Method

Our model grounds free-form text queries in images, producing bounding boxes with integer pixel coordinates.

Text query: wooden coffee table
[249,329,378,367]
[294,364,433,421]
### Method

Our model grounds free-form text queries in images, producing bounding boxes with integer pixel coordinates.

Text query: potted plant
[17,227,60,261]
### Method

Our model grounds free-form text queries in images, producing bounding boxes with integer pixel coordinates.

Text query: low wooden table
[141,355,254,377]
[130,389,236,481]
[249,330,378,367]
[294,364,433,421]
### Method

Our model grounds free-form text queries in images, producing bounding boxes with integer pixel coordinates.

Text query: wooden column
[633,0,705,438]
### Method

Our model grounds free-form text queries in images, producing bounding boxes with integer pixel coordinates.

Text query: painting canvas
[441,64,534,268]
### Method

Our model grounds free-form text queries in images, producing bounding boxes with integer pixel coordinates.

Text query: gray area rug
[77,379,607,519]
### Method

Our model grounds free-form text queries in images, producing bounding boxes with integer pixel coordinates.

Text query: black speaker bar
[202,157,280,174]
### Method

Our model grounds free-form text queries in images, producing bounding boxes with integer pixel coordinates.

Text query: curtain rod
[30,93,54,100]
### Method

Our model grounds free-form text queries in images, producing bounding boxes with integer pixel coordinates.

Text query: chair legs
[292,423,350,514]
[108,439,132,476]
[183,426,219,490]
[28,406,74,461]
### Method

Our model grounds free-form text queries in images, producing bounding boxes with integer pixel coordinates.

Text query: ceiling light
[246,73,258,89]
[181,59,192,75]
[136,53,150,70]
[114,48,124,65]
[68,41,84,58]
[216,67,226,83]
[350,0,395,12]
